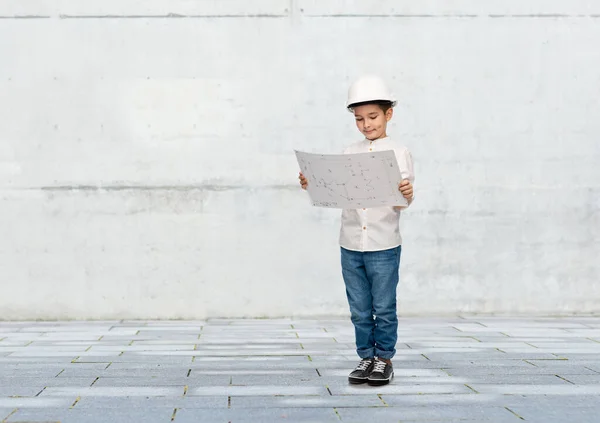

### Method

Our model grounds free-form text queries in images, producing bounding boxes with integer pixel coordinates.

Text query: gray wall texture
[1,1,599,319]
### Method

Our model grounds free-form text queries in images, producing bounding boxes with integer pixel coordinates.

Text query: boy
[298,75,414,386]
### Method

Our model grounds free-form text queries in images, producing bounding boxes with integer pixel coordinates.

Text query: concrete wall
[1,0,599,319]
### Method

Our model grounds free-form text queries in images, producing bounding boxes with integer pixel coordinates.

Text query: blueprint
[295,150,408,209]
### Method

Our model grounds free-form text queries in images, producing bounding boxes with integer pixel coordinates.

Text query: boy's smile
[353,104,393,141]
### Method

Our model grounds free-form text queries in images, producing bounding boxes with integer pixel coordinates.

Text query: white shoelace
[355,359,372,371]
[372,359,387,373]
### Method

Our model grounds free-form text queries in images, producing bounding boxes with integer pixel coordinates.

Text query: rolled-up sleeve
[396,148,415,183]
[394,148,415,206]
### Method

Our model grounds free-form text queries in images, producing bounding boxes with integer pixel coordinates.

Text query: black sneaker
[367,358,393,386]
[348,358,374,384]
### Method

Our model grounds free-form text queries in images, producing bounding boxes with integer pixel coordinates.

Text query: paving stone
[191,362,308,371]
[128,338,200,344]
[92,377,189,387]
[462,374,573,385]
[185,375,237,386]
[0,397,72,407]
[473,336,581,343]
[0,335,44,342]
[547,374,600,384]
[561,329,600,336]
[380,393,501,406]
[89,344,196,352]
[74,396,227,409]
[59,368,190,378]
[33,336,106,342]
[74,355,193,364]
[330,383,472,395]
[29,341,129,346]
[489,322,589,329]
[0,368,62,378]
[0,377,98,388]
[6,408,67,422]
[506,404,600,423]
[174,407,340,423]
[527,341,600,348]
[195,343,306,350]
[395,419,506,422]
[40,386,183,397]
[421,352,534,361]
[64,408,175,423]
[132,349,341,357]
[0,357,75,363]
[231,374,324,386]
[438,351,563,360]
[52,368,116,378]
[19,325,114,333]
[503,348,600,354]
[190,369,317,377]
[337,405,520,422]
[0,363,108,371]
[523,359,600,368]
[190,385,328,396]
[144,320,206,326]
[0,386,46,396]
[0,341,33,346]
[439,360,538,368]
[501,395,600,408]
[445,366,599,376]
[231,394,384,408]
[471,384,600,395]
[4,346,92,352]
[135,330,201,337]
[407,341,527,348]
[496,353,579,360]
[139,325,203,331]
[8,407,174,423]
[9,351,121,358]
[98,363,189,371]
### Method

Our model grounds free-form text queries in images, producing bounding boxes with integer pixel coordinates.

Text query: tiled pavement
[1,317,600,422]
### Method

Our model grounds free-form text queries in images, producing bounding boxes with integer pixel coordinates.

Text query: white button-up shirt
[339,137,415,252]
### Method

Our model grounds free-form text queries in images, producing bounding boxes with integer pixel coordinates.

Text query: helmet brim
[347,99,397,111]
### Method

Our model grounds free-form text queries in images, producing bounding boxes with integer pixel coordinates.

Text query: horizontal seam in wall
[0,14,288,19]
[58,14,287,19]
[2,14,599,20]
[0,15,51,19]
[20,185,298,192]
[305,14,600,18]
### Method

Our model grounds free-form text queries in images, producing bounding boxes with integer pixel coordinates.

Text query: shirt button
[363,226,366,230]
[363,208,366,210]
[369,148,372,151]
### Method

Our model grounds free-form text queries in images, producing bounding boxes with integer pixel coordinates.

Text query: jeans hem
[357,349,375,359]
[375,350,395,360]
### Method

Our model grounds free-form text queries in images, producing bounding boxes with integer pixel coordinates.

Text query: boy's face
[353,104,393,141]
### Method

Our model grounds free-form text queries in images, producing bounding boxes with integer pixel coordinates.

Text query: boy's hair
[348,100,394,113]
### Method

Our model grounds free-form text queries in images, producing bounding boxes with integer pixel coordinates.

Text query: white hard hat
[346,75,397,111]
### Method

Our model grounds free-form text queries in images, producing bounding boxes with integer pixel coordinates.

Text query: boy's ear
[386,108,394,121]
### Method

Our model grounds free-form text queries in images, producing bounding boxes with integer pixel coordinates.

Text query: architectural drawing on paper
[295,150,408,209]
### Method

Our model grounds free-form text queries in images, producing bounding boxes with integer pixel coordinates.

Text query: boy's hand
[399,179,413,200]
[298,172,308,190]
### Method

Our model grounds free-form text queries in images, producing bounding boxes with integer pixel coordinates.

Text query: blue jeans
[341,246,401,360]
